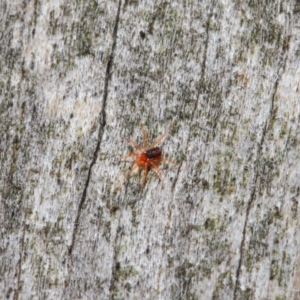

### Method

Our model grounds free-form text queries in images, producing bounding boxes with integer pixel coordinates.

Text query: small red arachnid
[122,124,177,187]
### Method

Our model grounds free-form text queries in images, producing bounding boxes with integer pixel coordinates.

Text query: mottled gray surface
[1,1,300,299]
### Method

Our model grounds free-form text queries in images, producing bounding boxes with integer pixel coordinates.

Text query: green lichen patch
[212,271,234,300]
[213,150,237,195]
[112,262,139,298]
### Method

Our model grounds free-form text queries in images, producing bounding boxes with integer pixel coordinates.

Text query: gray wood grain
[1,1,300,299]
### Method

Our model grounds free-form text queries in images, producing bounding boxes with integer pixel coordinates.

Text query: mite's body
[137,147,162,166]
[122,125,176,187]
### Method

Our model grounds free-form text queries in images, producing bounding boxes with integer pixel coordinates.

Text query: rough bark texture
[1,0,300,299]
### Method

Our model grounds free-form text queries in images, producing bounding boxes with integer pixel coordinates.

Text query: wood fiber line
[233,35,291,300]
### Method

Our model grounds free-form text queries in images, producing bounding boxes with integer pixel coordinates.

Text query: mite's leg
[141,125,149,149]
[123,163,140,184]
[142,164,149,187]
[123,137,143,151]
[162,157,179,167]
[149,162,165,187]
[120,153,138,160]
[150,123,172,148]
[118,162,140,188]
[128,163,139,175]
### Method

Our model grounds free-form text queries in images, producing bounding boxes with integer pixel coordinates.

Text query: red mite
[122,124,176,187]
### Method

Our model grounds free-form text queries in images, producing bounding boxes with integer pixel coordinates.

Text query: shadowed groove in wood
[200,3,212,81]
[108,221,123,300]
[13,211,27,300]
[233,35,291,300]
[170,3,213,194]
[68,0,122,257]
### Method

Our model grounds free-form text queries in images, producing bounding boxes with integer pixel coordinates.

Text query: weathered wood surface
[1,0,300,299]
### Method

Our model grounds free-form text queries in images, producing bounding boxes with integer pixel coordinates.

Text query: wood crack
[158,6,214,296]
[68,0,122,256]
